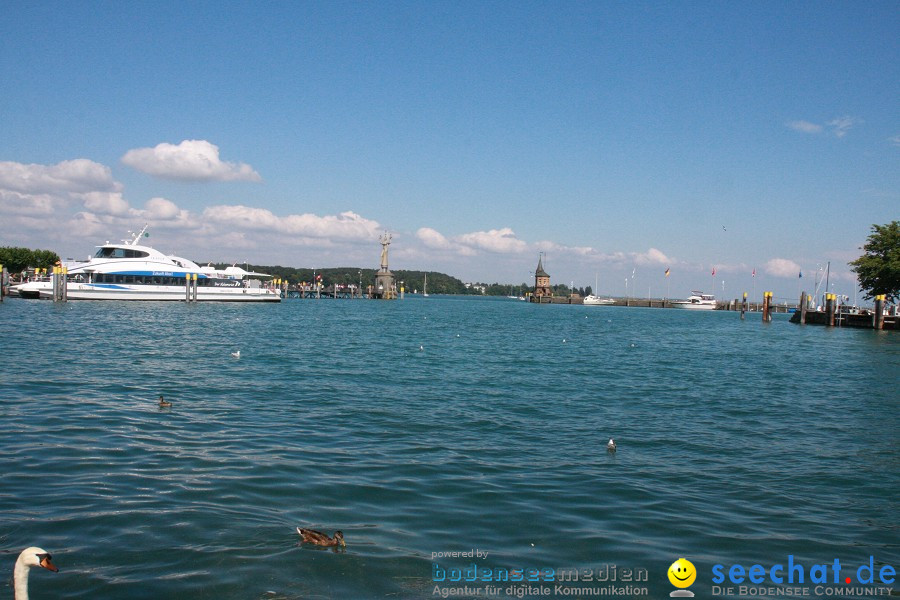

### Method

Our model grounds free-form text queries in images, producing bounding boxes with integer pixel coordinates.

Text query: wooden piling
[185,273,191,301]
[799,291,808,324]
[62,266,68,301]
[0,264,5,302]
[192,273,198,301]
[825,293,835,327]
[874,295,885,330]
[762,291,772,322]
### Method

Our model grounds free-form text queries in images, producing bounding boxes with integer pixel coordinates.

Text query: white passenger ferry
[12,226,281,302]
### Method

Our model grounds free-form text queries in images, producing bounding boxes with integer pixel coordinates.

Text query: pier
[789,292,896,330]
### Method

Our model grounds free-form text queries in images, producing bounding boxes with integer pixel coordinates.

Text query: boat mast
[126,224,150,246]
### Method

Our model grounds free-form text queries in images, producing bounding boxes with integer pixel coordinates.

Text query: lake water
[1,297,897,599]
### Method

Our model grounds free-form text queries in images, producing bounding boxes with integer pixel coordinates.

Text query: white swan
[13,547,58,600]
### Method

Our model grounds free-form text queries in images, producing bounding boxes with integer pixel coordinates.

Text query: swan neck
[13,559,30,600]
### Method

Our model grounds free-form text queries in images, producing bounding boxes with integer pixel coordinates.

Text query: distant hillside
[209,264,480,295]
[208,263,538,296]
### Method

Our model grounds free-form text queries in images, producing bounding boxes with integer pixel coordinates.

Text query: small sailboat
[423,273,429,297]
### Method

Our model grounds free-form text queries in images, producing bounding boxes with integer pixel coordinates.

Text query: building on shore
[531,254,552,302]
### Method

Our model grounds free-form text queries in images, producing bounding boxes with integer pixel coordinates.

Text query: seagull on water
[607,438,617,452]
[231,350,241,358]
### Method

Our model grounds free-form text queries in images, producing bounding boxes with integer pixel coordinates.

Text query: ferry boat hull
[14,281,280,302]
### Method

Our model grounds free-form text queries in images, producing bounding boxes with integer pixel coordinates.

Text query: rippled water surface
[1,297,897,599]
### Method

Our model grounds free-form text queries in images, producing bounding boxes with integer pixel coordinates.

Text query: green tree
[849,221,900,303]
[0,247,60,273]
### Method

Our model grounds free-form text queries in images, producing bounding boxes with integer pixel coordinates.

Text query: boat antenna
[126,224,150,246]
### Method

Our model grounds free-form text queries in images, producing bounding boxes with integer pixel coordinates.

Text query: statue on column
[379,232,392,272]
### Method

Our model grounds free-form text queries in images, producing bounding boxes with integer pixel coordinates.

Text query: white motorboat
[583,295,615,305]
[12,226,281,302]
[583,273,615,305]
[670,291,717,310]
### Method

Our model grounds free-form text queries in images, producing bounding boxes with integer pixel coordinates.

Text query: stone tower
[532,254,552,300]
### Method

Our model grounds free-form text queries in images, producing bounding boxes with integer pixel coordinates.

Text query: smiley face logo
[668,558,696,588]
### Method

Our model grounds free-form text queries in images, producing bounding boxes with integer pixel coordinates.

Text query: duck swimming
[158,395,172,408]
[296,527,345,547]
[13,547,58,600]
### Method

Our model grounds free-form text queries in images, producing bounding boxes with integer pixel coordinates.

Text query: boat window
[94,247,149,259]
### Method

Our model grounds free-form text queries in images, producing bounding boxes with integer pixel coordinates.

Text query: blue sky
[1,1,897,302]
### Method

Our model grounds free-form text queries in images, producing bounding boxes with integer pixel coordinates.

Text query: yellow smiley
[668,558,696,588]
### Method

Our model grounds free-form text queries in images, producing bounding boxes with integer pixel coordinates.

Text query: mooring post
[0,263,5,302]
[185,273,190,301]
[799,291,808,324]
[740,292,747,319]
[825,293,835,326]
[874,295,885,330]
[762,291,772,322]
[192,273,198,301]
[62,266,68,302]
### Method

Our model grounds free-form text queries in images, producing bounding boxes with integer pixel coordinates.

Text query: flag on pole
[752,268,756,277]
[711,267,716,276]
[665,268,670,277]
[798,271,803,278]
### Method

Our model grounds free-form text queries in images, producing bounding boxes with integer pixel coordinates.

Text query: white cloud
[765,258,802,278]
[416,227,453,250]
[535,240,596,256]
[0,191,63,216]
[121,140,262,182]
[81,191,132,216]
[534,241,672,266]
[143,197,182,220]
[415,226,526,255]
[634,247,671,266]
[455,227,528,254]
[827,116,861,138]
[0,159,120,194]
[203,205,381,241]
[0,159,127,219]
[787,120,823,134]
[888,134,900,147]
[786,117,861,139]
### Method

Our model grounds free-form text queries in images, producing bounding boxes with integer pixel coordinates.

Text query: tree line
[0,247,61,273]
